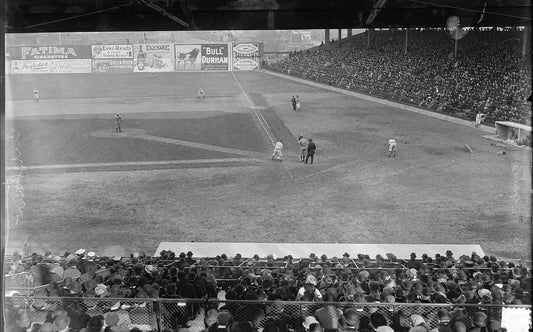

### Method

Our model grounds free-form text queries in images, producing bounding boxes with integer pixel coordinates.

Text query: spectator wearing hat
[303,316,320,332]
[342,309,360,332]
[49,256,64,283]
[409,314,428,332]
[315,292,346,332]
[429,309,452,332]
[63,260,81,281]
[38,323,56,332]
[469,312,489,332]
[205,310,233,332]
[369,312,393,332]
[296,275,323,301]
[54,314,71,332]
[451,322,467,332]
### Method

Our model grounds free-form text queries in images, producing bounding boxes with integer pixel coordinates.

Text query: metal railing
[5,296,531,332]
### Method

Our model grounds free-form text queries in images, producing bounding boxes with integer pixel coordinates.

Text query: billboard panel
[11,60,51,74]
[11,45,91,60]
[92,59,134,73]
[50,59,92,73]
[133,44,175,72]
[174,44,201,71]
[92,45,133,59]
[233,43,261,71]
[200,44,229,71]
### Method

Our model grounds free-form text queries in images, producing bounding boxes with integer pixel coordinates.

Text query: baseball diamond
[4,70,531,261]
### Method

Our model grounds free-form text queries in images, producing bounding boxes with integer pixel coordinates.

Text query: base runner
[387,138,397,157]
[272,139,284,162]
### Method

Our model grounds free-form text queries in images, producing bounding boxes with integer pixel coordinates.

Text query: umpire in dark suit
[305,139,316,164]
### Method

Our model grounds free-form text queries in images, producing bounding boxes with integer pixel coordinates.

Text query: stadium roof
[4,0,532,33]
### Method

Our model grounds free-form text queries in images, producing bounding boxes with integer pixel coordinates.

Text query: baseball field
[4,70,532,261]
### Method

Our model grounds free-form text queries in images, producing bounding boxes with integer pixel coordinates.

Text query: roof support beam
[366,0,387,26]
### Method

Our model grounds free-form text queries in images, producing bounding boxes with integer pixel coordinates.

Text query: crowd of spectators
[266,28,532,125]
[4,248,532,332]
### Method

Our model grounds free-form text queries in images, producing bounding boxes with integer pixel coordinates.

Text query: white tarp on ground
[154,242,484,259]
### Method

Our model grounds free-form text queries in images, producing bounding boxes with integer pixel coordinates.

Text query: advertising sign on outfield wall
[232,43,261,71]
[133,44,175,72]
[10,45,92,60]
[92,59,134,73]
[174,44,202,71]
[92,44,133,59]
[50,59,92,73]
[11,59,92,74]
[11,60,51,73]
[200,44,229,71]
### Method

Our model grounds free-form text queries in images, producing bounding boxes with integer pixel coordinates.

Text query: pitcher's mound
[91,129,147,138]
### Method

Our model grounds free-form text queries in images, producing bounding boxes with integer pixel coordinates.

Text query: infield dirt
[4,71,531,260]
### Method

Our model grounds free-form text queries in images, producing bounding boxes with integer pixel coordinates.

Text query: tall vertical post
[348,29,352,37]
[522,27,529,59]
[404,29,408,55]
[325,29,330,44]
[454,28,459,60]
[58,32,62,45]
[338,29,342,42]
[367,29,370,47]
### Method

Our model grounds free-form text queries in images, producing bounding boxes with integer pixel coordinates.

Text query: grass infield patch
[6,113,267,166]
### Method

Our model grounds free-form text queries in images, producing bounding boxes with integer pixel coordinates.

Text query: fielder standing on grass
[272,139,284,162]
[387,138,397,157]
[297,135,308,162]
[198,88,205,99]
[33,88,39,102]
[296,95,301,112]
[115,113,122,132]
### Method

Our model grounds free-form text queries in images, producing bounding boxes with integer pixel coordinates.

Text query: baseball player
[296,95,301,112]
[115,113,122,132]
[272,139,284,162]
[475,111,486,128]
[33,88,39,102]
[387,138,397,157]
[297,135,308,162]
[198,88,205,99]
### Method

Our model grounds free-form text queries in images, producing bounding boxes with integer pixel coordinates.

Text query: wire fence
[4,296,531,332]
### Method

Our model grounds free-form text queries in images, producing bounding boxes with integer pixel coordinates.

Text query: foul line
[303,159,362,179]
[6,158,264,171]
[232,72,294,181]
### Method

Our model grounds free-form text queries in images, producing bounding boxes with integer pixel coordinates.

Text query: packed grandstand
[4,248,532,332]
[265,28,532,135]
[4,27,533,332]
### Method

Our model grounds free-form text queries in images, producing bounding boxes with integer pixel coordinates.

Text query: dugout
[495,121,532,145]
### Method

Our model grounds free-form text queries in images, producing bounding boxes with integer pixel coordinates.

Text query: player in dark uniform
[115,113,122,132]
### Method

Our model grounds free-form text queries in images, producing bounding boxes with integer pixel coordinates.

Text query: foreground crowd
[4,249,531,332]
[266,29,532,125]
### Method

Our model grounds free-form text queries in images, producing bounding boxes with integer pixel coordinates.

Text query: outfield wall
[7,42,262,74]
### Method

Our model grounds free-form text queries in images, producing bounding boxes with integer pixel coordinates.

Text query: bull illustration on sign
[176,48,200,69]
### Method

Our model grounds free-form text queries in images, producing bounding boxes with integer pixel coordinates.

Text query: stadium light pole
[454,28,459,60]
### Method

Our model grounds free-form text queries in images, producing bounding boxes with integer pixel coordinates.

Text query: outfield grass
[5,113,267,166]
[4,71,531,260]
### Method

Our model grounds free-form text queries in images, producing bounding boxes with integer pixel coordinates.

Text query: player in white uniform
[272,139,284,162]
[475,112,485,128]
[297,135,308,162]
[198,88,205,99]
[295,95,301,112]
[388,138,397,157]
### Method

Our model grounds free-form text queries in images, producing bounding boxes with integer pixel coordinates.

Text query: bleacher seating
[3,248,531,332]
[265,29,532,127]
